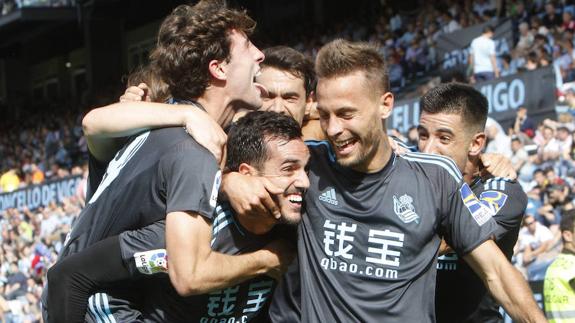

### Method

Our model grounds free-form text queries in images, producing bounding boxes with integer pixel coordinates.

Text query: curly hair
[150,0,256,101]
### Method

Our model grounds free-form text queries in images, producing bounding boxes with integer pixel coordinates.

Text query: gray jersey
[297,141,498,322]
[435,177,526,323]
[142,202,296,322]
[61,127,220,258]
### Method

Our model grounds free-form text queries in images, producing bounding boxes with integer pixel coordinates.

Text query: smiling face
[258,67,308,125]
[417,111,471,173]
[316,71,390,172]
[258,138,310,224]
[224,30,266,109]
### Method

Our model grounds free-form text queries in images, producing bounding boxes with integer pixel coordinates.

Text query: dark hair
[262,46,316,96]
[315,39,389,94]
[560,209,575,233]
[483,25,494,33]
[420,83,488,133]
[226,111,302,171]
[126,64,170,103]
[150,0,256,101]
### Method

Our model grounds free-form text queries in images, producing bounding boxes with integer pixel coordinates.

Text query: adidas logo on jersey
[319,188,338,206]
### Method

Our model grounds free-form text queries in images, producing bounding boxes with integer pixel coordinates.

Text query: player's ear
[379,91,394,120]
[468,131,486,156]
[238,163,258,176]
[562,229,573,244]
[304,91,316,120]
[208,59,227,81]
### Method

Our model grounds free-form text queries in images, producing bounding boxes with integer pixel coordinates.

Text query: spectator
[561,10,575,33]
[473,0,495,18]
[524,51,540,71]
[514,106,537,138]
[441,12,461,34]
[511,135,531,180]
[485,117,513,158]
[500,53,518,76]
[516,214,554,276]
[0,169,20,193]
[516,22,535,53]
[542,2,562,30]
[543,210,575,321]
[470,25,499,81]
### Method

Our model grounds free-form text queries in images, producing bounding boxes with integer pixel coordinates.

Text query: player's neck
[351,134,393,174]
[234,210,277,235]
[197,89,236,129]
[464,156,481,184]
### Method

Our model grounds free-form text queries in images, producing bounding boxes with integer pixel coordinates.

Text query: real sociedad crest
[393,194,420,224]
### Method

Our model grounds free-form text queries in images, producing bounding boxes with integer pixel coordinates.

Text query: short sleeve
[159,139,221,220]
[489,40,496,55]
[441,181,499,256]
[478,178,527,241]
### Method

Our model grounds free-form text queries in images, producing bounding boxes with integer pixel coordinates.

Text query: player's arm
[491,54,500,78]
[166,210,294,296]
[463,240,546,322]
[82,101,226,163]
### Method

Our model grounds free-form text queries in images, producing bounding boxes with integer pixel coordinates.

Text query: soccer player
[223,39,545,322]
[44,1,294,322]
[49,111,309,322]
[141,111,309,322]
[543,210,575,322]
[416,83,527,323]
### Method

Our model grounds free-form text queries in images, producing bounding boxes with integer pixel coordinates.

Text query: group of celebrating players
[40,1,554,322]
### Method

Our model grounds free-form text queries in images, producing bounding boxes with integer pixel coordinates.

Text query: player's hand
[221,172,284,220]
[388,137,409,155]
[261,239,296,281]
[479,153,517,180]
[119,83,150,102]
[182,108,227,165]
[438,239,454,256]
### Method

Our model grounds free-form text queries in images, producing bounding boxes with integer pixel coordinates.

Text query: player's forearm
[484,262,546,322]
[169,249,274,296]
[82,102,196,138]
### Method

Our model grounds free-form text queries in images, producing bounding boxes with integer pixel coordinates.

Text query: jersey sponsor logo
[437,252,458,271]
[321,219,404,280]
[460,183,494,226]
[479,191,508,214]
[200,279,274,323]
[210,170,222,209]
[393,194,420,224]
[134,249,168,275]
[319,188,338,206]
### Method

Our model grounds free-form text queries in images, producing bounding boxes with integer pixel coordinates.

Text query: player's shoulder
[398,151,463,183]
[305,140,336,163]
[153,127,215,159]
[478,177,527,198]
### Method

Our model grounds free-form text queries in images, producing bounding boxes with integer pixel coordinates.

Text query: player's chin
[279,210,302,226]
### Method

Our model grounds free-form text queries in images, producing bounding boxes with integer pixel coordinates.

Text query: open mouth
[333,138,358,156]
[287,193,303,207]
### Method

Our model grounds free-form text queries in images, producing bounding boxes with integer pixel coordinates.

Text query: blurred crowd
[0,111,87,323]
[3,0,575,321]
[0,0,74,16]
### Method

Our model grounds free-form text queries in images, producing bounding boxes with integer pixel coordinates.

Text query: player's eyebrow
[435,127,455,136]
[281,159,301,166]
